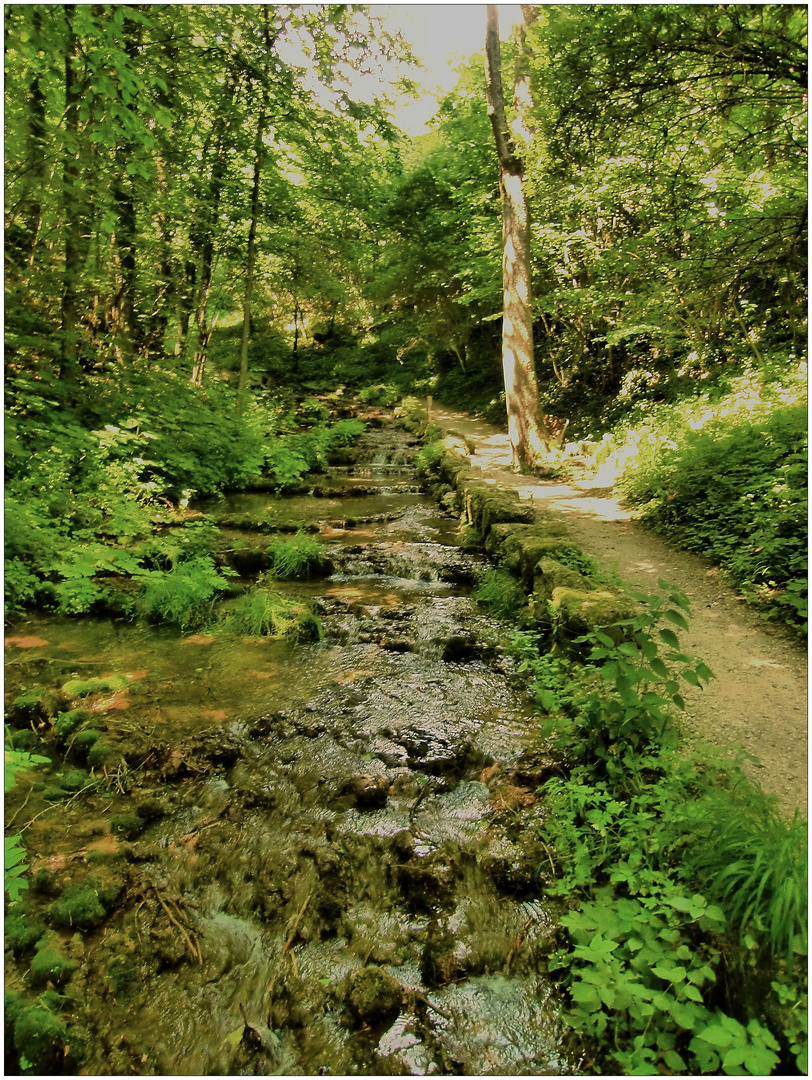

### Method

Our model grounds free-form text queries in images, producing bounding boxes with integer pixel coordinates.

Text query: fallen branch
[266,890,314,1022]
[152,884,202,963]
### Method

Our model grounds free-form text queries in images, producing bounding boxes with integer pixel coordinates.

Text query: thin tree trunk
[61,3,81,372]
[484,5,551,469]
[236,103,267,413]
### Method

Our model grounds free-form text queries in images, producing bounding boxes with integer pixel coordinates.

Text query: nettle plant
[530,582,807,1076]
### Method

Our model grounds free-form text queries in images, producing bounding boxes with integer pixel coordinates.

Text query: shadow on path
[428,402,808,819]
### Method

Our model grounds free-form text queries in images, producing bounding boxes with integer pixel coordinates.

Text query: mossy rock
[73,728,102,753]
[5,913,46,954]
[437,449,472,486]
[461,484,535,536]
[550,587,639,644]
[29,947,77,988]
[13,1005,70,1070]
[8,729,38,751]
[9,687,65,726]
[110,814,145,839]
[61,674,128,699]
[48,884,106,930]
[59,768,89,792]
[532,557,593,603]
[347,966,403,1026]
[483,522,535,559]
[5,990,26,1036]
[503,532,580,590]
[105,954,139,995]
[226,543,272,575]
[53,708,90,741]
[87,741,114,767]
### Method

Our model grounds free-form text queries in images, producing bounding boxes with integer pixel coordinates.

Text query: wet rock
[441,635,480,663]
[342,775,389,810]
[347,967,403,1027]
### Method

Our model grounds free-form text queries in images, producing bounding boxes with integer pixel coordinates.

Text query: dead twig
[151,884,202,963]
[266,890,314,1023]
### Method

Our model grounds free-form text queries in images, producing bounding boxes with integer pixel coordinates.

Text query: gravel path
[428,403,808,819]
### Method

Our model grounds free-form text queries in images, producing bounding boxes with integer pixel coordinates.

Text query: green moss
[53,708,90,741]
[43,785,69,801]
[73,728,102,751]
[12,687,48,711]
[347,966,403,1025]
[59,768,89,792]
[110,814,145,839]
[48,884,106,929]
[105,954,139,995]
[31,869,60,896]
[9,729,38,751]
[5,913,46,954]
[29,947,77,987]
[550,587,639,644]
[87,741,114,767]
[61,674,128,698]
[13,1005,70,1070]
[38,989,67,1013]
[5,990,26,1035]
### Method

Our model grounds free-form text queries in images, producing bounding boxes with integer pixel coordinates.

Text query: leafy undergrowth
[5,367,363,619]
[595,367,807,634]
[512,583,807,1075]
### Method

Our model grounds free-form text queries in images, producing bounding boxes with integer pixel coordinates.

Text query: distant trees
[4,4,411,394]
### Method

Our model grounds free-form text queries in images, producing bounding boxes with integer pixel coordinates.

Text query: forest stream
[4,421,574,1076]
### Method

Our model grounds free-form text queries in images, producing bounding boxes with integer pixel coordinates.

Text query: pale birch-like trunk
[484,5,551,468]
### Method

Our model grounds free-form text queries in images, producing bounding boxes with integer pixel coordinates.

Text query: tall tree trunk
[60,3,81,373]
[484,5,551,469]
[236,102,267,413]
[189,74,240,384]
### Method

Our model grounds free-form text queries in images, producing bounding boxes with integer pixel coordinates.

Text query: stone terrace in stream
[4,415,578,1077]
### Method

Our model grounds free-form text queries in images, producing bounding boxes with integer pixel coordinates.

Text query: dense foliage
[510,587,807,1075]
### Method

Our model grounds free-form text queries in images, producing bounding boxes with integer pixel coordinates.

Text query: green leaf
[697,1023,735,1048]
[665,609,689,630]
[659,628,680,649]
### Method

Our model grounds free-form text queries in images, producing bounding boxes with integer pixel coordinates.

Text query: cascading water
[4,419,575,1076]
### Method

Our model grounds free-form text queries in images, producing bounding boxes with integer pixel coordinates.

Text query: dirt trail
[428,403,808,820]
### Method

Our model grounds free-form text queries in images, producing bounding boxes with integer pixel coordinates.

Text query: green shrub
[525,585,806,1075]
[221,588,323,641]
[679,790,807,963]
[606,384,807,632]
[139,555,232,629]
[473,568,527,619]
[268,533,328,580]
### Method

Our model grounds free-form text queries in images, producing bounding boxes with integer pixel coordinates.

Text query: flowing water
[5,422,574,1076]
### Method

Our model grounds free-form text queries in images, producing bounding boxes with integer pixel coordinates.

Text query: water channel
[5,421,574,1075]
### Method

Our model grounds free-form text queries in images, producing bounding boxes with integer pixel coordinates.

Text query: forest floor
[427,402,808,820]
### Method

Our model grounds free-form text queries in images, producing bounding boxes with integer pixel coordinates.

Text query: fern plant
[268,533,327,579]
[139,555,233,629]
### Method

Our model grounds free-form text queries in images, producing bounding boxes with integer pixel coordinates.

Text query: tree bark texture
[484,5,551,468]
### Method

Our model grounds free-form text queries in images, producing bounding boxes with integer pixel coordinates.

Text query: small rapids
[4,421,574,1076]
